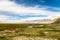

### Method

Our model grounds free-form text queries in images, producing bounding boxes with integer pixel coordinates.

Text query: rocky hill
[51,17,60,24]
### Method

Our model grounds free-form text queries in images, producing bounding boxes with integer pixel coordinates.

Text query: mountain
[51,17,60,24]
[21,17,60,24]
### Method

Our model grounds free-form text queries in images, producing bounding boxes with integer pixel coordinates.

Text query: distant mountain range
[0,17,60,24]
[21,17,60,24]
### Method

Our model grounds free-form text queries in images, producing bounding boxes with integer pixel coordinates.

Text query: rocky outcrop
[51,17,60,24]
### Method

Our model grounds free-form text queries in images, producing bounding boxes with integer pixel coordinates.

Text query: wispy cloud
[0,0,60,23]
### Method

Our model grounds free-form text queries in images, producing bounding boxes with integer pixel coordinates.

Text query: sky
[0,0,60,23]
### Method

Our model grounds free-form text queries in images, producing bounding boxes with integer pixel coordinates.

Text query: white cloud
[0,15,11,22]
[0,15,8,21]
[0,0,60,16]
[0,0,60,23]
[0,15,21,23]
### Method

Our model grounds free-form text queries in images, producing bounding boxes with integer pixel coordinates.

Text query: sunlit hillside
[52,17,60,24]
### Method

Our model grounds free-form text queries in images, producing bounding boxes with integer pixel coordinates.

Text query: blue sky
[15,0,60,7]
[0,0,60,23]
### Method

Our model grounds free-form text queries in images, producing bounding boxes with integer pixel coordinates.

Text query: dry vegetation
[0,24,59,40]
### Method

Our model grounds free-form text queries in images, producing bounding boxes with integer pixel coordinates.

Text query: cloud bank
[0,0,60,23]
